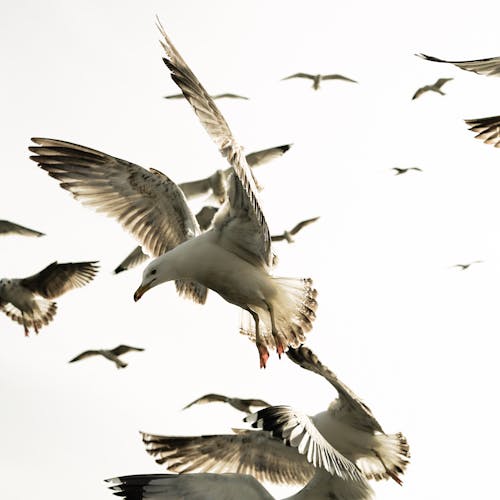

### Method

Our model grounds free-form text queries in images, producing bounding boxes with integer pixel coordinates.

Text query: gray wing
[416,53,500,77]
[157,20,272,267]
[281,73,314,81]
[68,350,101,363]
[212,93,249,100]
[321,74,358,83]
[141,430,314,485]
[289,216,320,236]
[163,93,185,99]
[243,144,292,169]
[434,77,453,88]
[109,344,145,356]
[246,406,363,481]
[286,346,384,433]
[178,176,212,199]
[411,86,427,100]
[465,115,500,148]
[183,393,229,409]
[195,206,219,230]
[114,246,149,274]
[0,220,44,237]
[21,261,99,299]
[106,473,274,500]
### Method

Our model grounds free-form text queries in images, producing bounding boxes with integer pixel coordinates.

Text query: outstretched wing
[322,74,358,83]
[0,220,44,237]
[212,93,249,100]
[434,77,453,88]
[281,73,314,81]
[114,246,149,274]
[411,86,427,100]
[157,20,272,267]
[141,430,314,485]
[289,216,320,236]
[416,53,500,77]
[243,144,292,169]
[182,393,228,409]
[246,406,363,481]
[68,350,101,363]
[109,344,145,356]
[465,115,500,148]
[21,261,99,299]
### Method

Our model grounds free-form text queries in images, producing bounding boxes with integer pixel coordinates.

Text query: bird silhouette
[271,217,320,243]
[412,78,453,100]
[281,73,358,90]
[391,167,422,176]
[69,344,144,369]
[183,393,271,413]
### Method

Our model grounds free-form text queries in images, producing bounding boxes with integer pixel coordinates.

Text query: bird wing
[182,393,228,409]
[321,74,358,83]
[178,176,213,199]
[243,144,292,169]
[114,246,150,274]
[289,216,320,236]
[195,206,219,231]
[157,20,272,267]
[245,406,363,481]
[212,93,249,100]
[109,344,145,356]
[0,220,44,237]
[281,73,314,81]
[465,115,500,148]
[163,93,185,99]
[68,350,101,363]
[30,138,202,258]
[141,430,314,485]
[270,234,286,242]
[434,77,453,88]
[411,86,427,100]
[106,473,274,500]
[286,346,384,433]
[20,261,99,299]
[416,53,500,77]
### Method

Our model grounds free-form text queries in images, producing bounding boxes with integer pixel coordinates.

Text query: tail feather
[2,300,57,335]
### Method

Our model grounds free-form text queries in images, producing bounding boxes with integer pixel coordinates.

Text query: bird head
[134,257,172,301]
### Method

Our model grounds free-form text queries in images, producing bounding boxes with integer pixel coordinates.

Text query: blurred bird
[0,261,99,336]
[30,24,317,368]
[416,53,500,77]
[271,217,319,244]
[451,260,483,271]
[281,73,358,90]
[69,344,144,369]
[0,220,44,237]
[411,78,453,100]
[464,115,500,148]
[391,167,422,175]
[183,393,271,413]
[165,92,249,100]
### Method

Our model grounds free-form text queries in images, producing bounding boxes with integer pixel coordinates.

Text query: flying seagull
[165,92,249,100]
[411,78,453,100]
[183,393,271,413]
[0,261,99,336]
[391,167,422,176]
[271,217,320,243]
[69,344,144,369]
[106,471,373,499]
[464,115,500,148]
[281,73,358,90]
[246,346,410,486]
[30,25,317,368]
[451,260,483,271]
[0,220,44,237]
[416,53,500,77]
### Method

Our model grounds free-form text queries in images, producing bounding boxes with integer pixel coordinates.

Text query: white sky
[2,1,500,499]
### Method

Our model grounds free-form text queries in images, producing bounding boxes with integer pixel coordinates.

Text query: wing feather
[416,53,500,77]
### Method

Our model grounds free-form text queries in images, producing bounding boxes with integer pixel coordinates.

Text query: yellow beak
[134,280,154,302]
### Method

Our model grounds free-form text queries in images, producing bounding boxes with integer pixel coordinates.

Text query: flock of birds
[3,17,500,500]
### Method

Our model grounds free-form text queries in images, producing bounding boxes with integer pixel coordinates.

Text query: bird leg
[248,308,269,369]
[264,301,285,358]
[22,313,29,337]
[373,449,403,486]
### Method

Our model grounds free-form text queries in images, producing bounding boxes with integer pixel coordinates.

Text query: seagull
[113,206,219,274]
[391,167,422,176]
[271,217,319,244]
[68,344,144,369]
[246,346,410,486]
[411,78,453,100]
[416,53,500,77]
[165,92,249,100]
[30,24,317,368]
[183,393,271,413]
[0,261,99,336]
[0,220,44,237]
[106,471,373,499]
[451,260,483,271]
[464,115,500,148]
[281,73,358,90]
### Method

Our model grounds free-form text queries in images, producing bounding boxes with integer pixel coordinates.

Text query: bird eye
[151,269,157,275]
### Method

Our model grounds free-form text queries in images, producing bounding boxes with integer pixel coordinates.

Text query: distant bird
[391,167,422,175]
[281,73,358,90]
[165,92,249,100]
[106,471,373,499]
[464,115,500,148]
[271,217,319,243]
[451,260,483,271]
[0,261,99,336]
[411,78,453,100]
[183,393,271,413]
[0,220,44,237]
[113,206,219,274]
[69,344,144,369]
[416,53,500,77]
[30,24,317,368]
